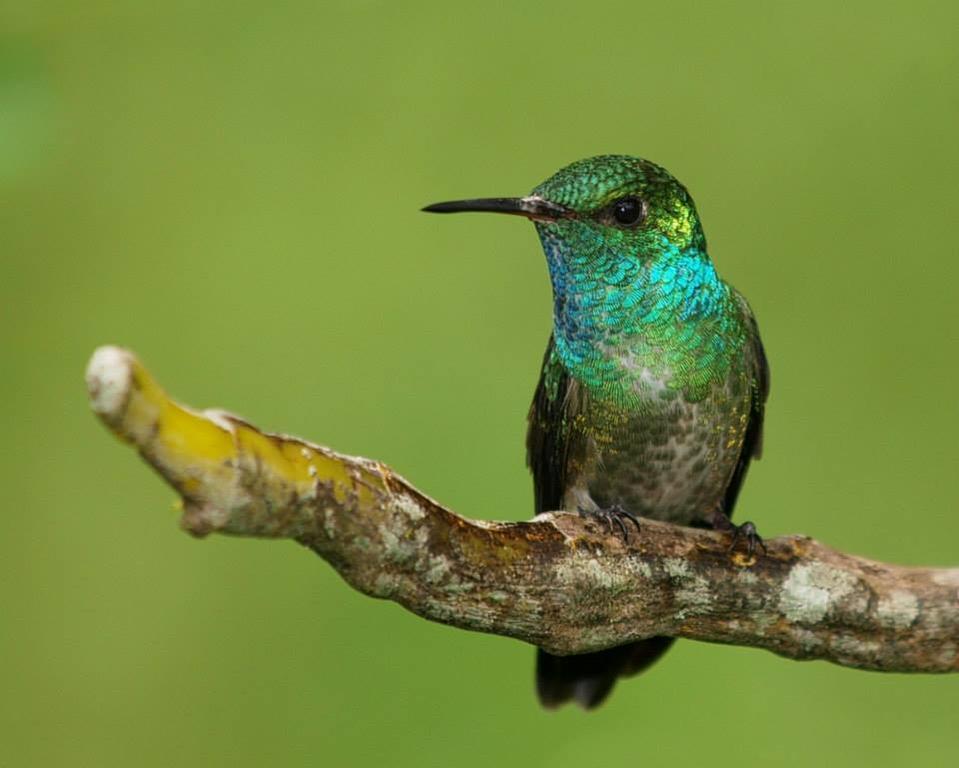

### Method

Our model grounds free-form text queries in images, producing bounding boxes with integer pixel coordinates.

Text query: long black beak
[421,196,573,223]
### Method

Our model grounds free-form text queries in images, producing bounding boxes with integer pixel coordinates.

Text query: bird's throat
[541,233,734,399]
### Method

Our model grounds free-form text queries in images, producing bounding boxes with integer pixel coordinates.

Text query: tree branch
[85,346,959,671]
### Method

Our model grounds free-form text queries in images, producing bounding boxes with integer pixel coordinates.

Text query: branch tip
[86,345,135,421]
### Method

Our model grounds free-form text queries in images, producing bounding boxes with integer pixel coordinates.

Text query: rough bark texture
[86,345,959,671]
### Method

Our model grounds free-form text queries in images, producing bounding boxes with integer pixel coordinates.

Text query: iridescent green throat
[531,156,745,402]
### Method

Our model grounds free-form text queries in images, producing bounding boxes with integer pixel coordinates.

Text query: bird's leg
[710,510,766,557]
[578,504,641,543]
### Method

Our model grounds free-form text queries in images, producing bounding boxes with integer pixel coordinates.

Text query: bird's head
[423,154,705,269]
[424,155,716,360]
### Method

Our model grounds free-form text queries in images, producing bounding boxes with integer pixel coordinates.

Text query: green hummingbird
[423,155,769,709]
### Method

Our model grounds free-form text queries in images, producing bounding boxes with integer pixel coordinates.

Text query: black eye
[610,196,646,227]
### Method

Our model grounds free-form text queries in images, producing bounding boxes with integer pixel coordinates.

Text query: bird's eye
[610,196,647,227]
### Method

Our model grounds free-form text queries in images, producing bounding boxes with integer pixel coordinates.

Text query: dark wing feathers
[526,335,572,514]
[721,301,770,518]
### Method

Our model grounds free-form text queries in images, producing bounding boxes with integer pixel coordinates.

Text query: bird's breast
[568,357,752,526]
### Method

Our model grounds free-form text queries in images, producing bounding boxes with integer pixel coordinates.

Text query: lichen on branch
[86,346,959,671]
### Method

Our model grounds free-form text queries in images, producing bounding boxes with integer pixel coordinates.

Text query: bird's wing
[721,294,770,517]
[526,335,581,514]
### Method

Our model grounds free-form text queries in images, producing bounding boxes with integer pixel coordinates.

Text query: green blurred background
[2,2,957,766]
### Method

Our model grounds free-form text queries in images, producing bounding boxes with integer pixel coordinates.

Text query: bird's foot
[711,512,766,557]
[578,504,641,543]
[728,521,767,557]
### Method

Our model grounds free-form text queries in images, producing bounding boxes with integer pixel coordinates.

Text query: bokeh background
[3,2,958,766]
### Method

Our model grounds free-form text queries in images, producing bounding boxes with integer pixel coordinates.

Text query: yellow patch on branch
[85,345,383,535]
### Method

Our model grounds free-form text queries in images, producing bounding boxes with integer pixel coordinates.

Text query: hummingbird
[423,155,769,709]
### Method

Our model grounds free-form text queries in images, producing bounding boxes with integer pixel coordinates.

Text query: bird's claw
[578,504,641,543]
[727,520,767,557]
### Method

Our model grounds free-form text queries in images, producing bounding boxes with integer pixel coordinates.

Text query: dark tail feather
[535,637,675,710]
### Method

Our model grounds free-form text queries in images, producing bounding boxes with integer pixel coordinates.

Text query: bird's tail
[535,637,675,709]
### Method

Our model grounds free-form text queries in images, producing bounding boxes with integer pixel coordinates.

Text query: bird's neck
[545,237,736,397]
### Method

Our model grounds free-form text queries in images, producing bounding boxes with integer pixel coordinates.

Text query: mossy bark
[87,346,959,671]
